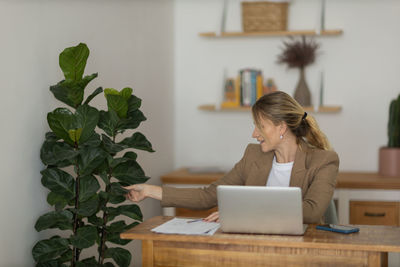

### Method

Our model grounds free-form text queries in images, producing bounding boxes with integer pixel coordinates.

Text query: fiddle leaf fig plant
[33,43,154,267]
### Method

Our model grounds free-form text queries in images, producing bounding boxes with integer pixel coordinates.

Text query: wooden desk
[161,169,400,226]
[121,216,400,267]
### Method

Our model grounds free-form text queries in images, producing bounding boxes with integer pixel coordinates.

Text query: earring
[280,135,283,139]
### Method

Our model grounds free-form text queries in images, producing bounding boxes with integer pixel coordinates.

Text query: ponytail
[301,114,331,150]
[252,91,331,150]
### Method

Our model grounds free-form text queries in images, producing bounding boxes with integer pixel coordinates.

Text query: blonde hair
[251,91,331,150]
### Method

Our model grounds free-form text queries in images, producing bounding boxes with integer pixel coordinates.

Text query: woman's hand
[203,211,220,222]
[124,184,162,202]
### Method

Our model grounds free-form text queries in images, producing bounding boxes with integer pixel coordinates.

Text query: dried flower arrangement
[277,36,320,106]
[277,36,319,69]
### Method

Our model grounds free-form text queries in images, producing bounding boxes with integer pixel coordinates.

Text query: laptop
[217,185,307,235]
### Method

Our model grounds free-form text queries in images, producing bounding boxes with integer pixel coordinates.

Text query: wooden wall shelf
[198,104,342,113]
[199,29,343,38]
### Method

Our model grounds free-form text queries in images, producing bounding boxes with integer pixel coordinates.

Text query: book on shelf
[221,77,241,108]
[221,69,269,109]
[239,68,263,107]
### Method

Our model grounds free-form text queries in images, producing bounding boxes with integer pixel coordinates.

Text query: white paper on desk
[151,218,220,236]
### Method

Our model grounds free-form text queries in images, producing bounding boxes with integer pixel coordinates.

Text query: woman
[125,91,339,224]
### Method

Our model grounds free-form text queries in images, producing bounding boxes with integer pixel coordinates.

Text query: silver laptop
[217,185,307,235]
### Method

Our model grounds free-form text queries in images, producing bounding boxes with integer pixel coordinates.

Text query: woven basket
[242,1,289,32]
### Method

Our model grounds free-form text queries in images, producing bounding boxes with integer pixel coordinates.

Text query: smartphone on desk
[316,224,360,234]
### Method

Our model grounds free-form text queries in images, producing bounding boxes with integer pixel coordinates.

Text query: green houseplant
[379,94,400,176]
[32,43,154,267]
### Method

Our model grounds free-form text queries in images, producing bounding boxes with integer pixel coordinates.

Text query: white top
[266,156,294,187]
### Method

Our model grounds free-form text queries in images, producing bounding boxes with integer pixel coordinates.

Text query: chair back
[324,199,338,224]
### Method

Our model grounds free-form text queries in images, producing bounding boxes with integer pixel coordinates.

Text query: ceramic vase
[294,68,311,106]
[379,147,400,177]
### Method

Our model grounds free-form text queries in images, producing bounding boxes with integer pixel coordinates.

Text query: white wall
[1,0,399,265]
[0,0,174,266]
[174,0,400,172]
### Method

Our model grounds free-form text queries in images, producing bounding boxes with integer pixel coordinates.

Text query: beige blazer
[162,142,339,223]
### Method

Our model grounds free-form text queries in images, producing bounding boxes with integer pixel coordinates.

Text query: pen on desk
[186,219,203,223]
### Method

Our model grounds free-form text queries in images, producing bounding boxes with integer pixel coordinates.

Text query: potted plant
[379,94,400,176]
[32,43,154,267]
[277,36,320,106]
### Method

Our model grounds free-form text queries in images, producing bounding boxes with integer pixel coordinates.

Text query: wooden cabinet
[350,201,400,226]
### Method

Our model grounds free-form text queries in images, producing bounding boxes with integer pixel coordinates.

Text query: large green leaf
[123,151,137,161]
[41,168,75,200]
[47,192,68,211]
[77,195,99,217]
[120,87,132,100]
[106,233,131,246]
[106,220,127,233]
[70,225,97,249]
[47,108,75,144]
[105,220,138,233]
[49,72,98,109]
[109,157,130,169]
[80,132,102,148]
[104,221,139,245]
[117,109,146,131]
[35,210,73,231]
[117,205,143,221]
[59,43,89,82]
[50,80,84,109]
[88,215,104,226]
[104,88,119,96]
[108,195,126,205]
[102,134,125,154]
[32,237,70,262]
[107,185,126,204]
[104,247,131,267]
[109,183,129,196]
[112,161,149,185]
[75,104,99,144]
[98,110,120,137]
[79,175,100,202]
[84,87,103,105]
[40,140,78,167]
[68,128,82,143]
[127,95,141,111]
[105,208,121,222]
[78,147,107,176]
[52,142,79,161]
[50,73,98,108]
[106,204,142,223]
[106,94,129,118]
[58,249,73,263]
[119,132,155,152]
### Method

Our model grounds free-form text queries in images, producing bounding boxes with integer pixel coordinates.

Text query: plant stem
[98,134,116,264]
[72,143,81,267]
[98,176,112,264]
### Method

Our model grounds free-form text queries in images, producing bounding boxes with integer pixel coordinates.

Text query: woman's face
[252,117,282,153]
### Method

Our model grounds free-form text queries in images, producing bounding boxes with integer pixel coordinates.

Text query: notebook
[217,185,307,235]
